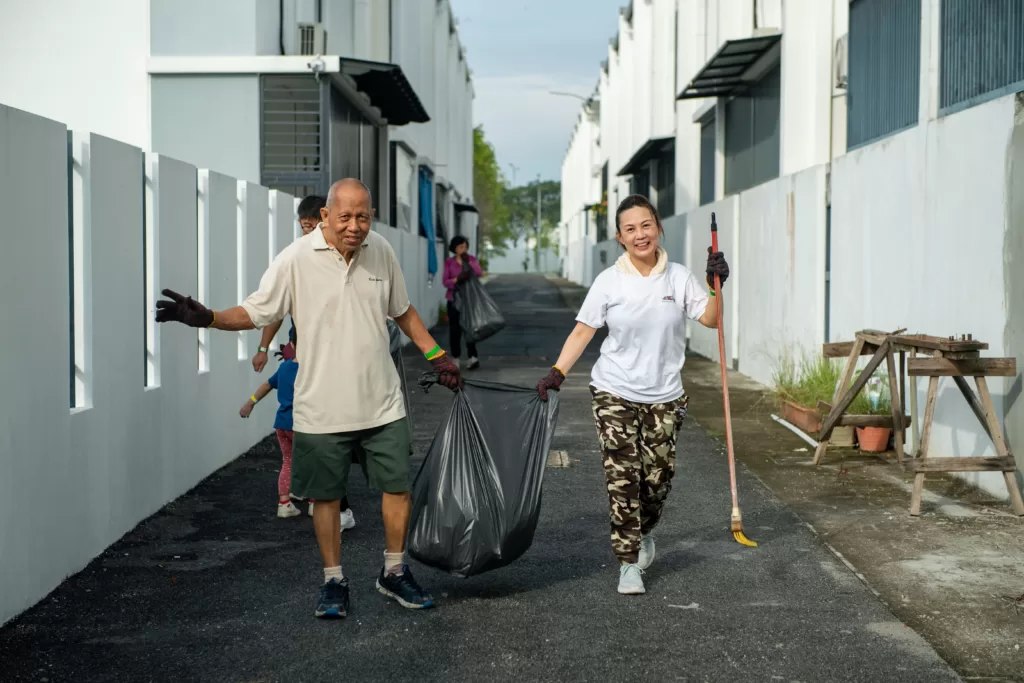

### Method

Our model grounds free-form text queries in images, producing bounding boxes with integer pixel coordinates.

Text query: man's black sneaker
[376,565,435,609]
[314,578,349,618]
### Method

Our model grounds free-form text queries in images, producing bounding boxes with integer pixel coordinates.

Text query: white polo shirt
[241,226,411,433]
[577,258,709,404]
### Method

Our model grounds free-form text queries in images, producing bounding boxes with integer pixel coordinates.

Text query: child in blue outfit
[240,327,356,527]
[241,327,302,517]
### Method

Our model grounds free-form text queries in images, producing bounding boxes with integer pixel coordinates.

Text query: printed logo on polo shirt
[368,277,384,283]
[662,295,675,302]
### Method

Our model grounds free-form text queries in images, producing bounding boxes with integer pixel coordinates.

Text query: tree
[503,179,561,253]
[472,126,511,254]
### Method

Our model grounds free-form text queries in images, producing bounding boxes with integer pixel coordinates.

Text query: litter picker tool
[710,212,757,548]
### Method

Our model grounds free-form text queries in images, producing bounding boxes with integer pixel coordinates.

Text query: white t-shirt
[576,261,710,404]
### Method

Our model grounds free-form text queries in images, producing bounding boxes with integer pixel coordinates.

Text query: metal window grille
[724,64,780,196]
[940,0,1024,115]
[699,117,716,206]
[847,0,921,148]
[655,150,675,217]
[630,167,650,197]
[260,75,325,194]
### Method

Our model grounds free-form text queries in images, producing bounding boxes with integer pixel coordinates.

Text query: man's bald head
[326,178,373,210]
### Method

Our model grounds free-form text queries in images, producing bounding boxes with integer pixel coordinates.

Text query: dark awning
[677,33,782,100]
[453,202,479,214]
[617,136,674,177]
[339,58,430,125]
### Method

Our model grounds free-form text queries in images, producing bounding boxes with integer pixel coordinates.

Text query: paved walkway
[0,275,960,682]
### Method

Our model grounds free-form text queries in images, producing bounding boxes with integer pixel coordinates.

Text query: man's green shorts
[292,418,411,500]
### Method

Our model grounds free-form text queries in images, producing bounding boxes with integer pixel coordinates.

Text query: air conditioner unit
[296,23,326,55]
[834,33,848,90]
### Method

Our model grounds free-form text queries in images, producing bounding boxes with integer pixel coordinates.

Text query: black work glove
[536,367,565,402]
[430,353,463,391]
[155,288,214,328]
[706,247,730,289]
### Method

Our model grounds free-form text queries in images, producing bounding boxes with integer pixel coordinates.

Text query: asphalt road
[0,275,960,683]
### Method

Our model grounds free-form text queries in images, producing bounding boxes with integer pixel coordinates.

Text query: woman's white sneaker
[618,563,646,595]
[638,535,656,570]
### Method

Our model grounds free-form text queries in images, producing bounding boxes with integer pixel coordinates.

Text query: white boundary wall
[0,103,443,625]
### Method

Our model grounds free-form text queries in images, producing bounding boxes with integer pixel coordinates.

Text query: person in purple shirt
[442,235,483,370]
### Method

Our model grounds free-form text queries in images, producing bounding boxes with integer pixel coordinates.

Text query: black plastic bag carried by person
[408,376,560,577]
[454,277,506,344]
[387,319,413,453]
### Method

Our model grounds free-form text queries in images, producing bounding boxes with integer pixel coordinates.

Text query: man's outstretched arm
[155,289,256,331]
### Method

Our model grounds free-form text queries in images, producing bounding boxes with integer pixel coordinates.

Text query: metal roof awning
[677,33,782,100]
[617,136,674,177]
[336,58,430,125]
[453,202,479,214]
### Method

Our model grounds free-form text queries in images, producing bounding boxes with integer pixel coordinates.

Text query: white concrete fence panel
[0,102,445,625]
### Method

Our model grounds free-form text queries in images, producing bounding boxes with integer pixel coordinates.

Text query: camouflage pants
[591,388,687,564]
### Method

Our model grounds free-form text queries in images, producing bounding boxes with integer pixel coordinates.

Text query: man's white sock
[324,566,343,583]
[384,551,405,576]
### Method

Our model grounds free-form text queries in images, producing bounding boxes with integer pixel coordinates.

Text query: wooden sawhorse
[816,331,1024,516]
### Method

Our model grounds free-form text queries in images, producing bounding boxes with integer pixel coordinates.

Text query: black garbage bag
[454,277,506,344]
[387,319,413,453]
[408,376,560,577]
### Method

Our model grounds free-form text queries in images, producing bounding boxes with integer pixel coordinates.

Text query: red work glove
[430,352,463,391]
[274,342,296,361]
[536,367,565,401]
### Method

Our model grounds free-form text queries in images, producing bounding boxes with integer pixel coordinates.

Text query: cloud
[473,74,593,184]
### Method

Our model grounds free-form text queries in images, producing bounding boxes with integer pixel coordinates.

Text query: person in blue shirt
[241,328,357,526]
[241,326,301,518]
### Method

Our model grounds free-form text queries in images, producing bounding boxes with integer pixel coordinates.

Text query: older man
[156,178,461,618]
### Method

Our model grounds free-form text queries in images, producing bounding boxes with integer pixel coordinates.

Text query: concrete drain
[546,450,570,468]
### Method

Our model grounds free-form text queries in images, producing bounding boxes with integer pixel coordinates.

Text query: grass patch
[772,352,891,415]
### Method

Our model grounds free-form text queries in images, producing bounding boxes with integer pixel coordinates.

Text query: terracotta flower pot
[782,401,822,434]
[856,426,891,453]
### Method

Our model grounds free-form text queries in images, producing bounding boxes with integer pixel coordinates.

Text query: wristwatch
[258,346,268,353]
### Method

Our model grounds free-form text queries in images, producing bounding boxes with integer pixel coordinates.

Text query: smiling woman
[534,192,731,596]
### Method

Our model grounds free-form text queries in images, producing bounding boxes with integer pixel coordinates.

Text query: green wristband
[709,289,717,297]
[425,345,442,360]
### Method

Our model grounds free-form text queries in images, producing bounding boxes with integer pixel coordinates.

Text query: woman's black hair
[449,235,469,253]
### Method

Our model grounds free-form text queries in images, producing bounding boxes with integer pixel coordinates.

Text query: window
[654,151,675,217]
[940,0,1024,115]
[260,75,324,193]
[390,142,415,231]
[361,121,380,211]
[847,0,921,148]
[725,64,780,196]
[699,116,716,205]
[329,88,361,184]
[630,167,650,197]
[597,162,609,240]
[436,184,449,246]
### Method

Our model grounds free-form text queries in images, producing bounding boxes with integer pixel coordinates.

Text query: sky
[449,0,626,186]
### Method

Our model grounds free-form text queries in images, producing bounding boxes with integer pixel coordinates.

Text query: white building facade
[0,0,475,625]
[560,0,1024,502]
